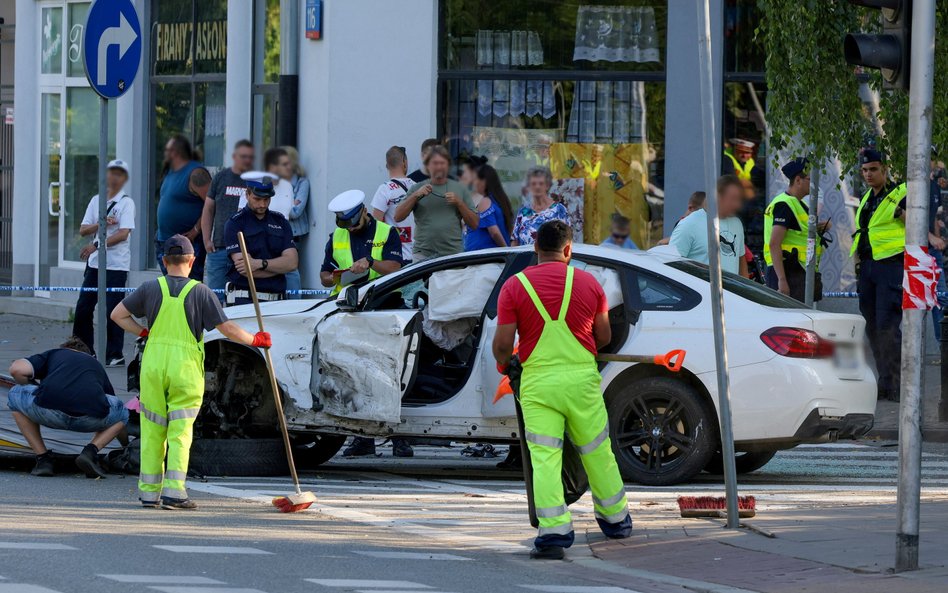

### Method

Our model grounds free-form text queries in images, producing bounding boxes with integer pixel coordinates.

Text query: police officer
[320,190,408,458]
[493,220,631,560]
[319,190,404,295]
[852,149,907,402]
[223,172,298,306]
[111,235,270,508]
[764,158,831,302]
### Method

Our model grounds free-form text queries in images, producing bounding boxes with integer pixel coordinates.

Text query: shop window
[149,0,228,266]
[724,0,764,74]
[440,1,667,248]
[41,6,63,75]
[253,0,281,153]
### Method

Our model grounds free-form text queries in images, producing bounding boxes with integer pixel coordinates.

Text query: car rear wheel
[704,450,778,475]
[292,434,347,469]
[607,377,717,486]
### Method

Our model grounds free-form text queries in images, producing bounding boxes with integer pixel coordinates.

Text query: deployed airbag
[427,263,504,322]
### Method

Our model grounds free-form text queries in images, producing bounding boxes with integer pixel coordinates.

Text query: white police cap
[328,189,366,214]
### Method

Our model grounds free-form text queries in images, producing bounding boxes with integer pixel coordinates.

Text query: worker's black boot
[31,452,55,477]
[75,444,108,479]
[529,546,565,560]
[161,497,198,510]
[343,437,377,457]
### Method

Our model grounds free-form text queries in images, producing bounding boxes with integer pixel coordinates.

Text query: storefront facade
[11,0,750,308]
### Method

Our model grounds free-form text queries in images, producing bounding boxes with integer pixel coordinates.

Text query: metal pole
[277,0,300,148]
[696,0,740,529]
[896,0,935,573]
[805,167,820,308]
[95,97,109,365]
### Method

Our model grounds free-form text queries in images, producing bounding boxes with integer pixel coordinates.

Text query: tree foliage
[759,0,948,176]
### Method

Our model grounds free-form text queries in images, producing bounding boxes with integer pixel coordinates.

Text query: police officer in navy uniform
[851,149,907,402]
[319,190,409,458]
[223,172,298,306]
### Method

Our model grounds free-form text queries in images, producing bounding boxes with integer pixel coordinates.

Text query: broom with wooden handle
[237,231,316,513]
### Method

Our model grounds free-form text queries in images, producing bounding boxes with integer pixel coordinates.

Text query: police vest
[725,152,755,182]
[849,183,907,261]
[331,222,392,295]
[763,193,819,267]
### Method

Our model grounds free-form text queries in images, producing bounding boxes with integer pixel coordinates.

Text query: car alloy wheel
[607,377,717,486]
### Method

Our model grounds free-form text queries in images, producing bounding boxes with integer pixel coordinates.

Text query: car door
[314,309,421,425]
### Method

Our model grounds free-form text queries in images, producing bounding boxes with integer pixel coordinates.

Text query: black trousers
[857,258,903,393]
[73,266,128,360]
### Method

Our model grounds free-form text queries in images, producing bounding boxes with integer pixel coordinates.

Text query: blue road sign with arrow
[83,0,142,99]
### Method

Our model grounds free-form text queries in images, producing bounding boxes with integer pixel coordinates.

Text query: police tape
[0,286,333,297]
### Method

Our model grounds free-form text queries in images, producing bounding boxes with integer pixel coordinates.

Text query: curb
[866,428,948,443]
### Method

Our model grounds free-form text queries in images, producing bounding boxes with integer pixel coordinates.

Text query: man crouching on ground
[8,336,128,478]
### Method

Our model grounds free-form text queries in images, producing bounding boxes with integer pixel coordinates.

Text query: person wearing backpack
[371,145,416,264]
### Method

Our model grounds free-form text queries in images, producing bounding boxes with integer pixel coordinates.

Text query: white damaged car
[190,245,876,485]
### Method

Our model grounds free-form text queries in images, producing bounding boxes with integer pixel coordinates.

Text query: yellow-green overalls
[516,266,631,548]
[138,277,205,504]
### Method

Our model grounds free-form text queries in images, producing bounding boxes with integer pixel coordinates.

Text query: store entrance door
[36,92,62,296]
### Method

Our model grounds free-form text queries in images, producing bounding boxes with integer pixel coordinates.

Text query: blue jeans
[285,269,301,300]
[205,249,231,303]
[7,384,129,432]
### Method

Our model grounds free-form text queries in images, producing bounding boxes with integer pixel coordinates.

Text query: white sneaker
[106,357,126,367]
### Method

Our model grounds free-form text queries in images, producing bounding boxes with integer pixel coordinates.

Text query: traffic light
[844,0,912,90]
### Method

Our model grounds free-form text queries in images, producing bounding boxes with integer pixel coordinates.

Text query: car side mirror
[339,285,360,310]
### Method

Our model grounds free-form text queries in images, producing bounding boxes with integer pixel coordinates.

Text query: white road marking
[353,551,471,561]
[149,588,267,593]
[0,586,65,593]
[305,579,432,588]
[355,591,456,593]
[99,575,225,584]
[0,543,76,550]
[152,545,272,555]
[521,586,643,593]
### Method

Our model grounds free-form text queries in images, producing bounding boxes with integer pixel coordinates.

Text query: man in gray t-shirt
[119,275,228,341]
[201,141,255,300]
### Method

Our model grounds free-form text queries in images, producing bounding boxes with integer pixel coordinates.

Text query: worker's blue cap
[240,171,278,198]
[163,234,194,256]
[861,148,885,165]
[781,157,808,180]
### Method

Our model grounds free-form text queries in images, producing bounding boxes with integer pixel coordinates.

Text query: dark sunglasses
[612,233,629,240]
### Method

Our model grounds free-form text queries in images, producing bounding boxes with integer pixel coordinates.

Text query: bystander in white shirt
[81,192,135,271]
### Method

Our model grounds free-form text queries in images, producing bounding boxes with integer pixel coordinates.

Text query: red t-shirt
[497,262,609,363]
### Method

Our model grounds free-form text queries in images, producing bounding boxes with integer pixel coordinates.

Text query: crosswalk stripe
[152,545,272,555]
[353,551,471,561]
[99,575,224,584]
[304,579,432,588]
[0,586,65,593]
[0,543,76,550]
[521,586,643,593]
[149,588,267,593]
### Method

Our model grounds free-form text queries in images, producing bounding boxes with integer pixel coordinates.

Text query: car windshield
[666,260,809,309]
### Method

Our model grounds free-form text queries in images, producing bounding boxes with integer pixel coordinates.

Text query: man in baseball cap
[73,158,135,366]
[111,234,271,509]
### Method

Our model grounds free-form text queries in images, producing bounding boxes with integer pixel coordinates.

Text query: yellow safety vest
[764,192,819,267]
[849,183,907,261]
[331,221,392,295]
[724,151,755,182]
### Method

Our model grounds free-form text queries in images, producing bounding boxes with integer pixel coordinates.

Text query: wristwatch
[261,259,269,270]
[365,256,375,268]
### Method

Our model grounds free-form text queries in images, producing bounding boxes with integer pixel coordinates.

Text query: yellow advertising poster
[550,143,653,247]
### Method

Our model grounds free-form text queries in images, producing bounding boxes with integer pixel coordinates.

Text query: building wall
[11,0,35,288]
[296,0,438,283]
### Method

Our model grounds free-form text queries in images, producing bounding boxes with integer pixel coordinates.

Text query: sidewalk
[867,355,948,443]
[587,501,948,592]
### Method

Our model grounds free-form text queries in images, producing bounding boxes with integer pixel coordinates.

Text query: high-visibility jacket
[725,151,755,182]
[331,221,391,295]
[849,183,907,261]
[764,192,819,267]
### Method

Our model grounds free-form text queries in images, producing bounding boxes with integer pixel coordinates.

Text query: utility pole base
[896,533,919,572]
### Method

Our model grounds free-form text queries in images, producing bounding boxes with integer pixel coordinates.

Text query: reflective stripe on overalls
[138,276,205,502]
[516,265,630,546]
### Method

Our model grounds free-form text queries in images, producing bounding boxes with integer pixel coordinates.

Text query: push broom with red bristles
[237,232,316,513]
[677,495,756,518]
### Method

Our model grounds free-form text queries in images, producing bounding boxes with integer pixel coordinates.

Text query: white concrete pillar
[12,0,38,286]
[224,0,253,168]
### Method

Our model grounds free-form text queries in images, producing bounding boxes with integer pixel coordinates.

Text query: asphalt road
[2,441,948,593]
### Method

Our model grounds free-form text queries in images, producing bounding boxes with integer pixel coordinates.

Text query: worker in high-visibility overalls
[111,235,270,509]
[493,219,631,560]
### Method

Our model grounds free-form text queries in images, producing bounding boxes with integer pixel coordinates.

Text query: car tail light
[760,327,835,358]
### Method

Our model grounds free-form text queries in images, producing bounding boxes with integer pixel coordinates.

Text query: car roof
[425,243,684,269]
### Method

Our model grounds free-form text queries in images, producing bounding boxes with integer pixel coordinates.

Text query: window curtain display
[566,81,647,144]
[477,79,556,119]
[475,30,544,67]
[573,5,660,63]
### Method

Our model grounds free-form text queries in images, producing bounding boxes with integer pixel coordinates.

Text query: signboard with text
[306,0,322,40]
